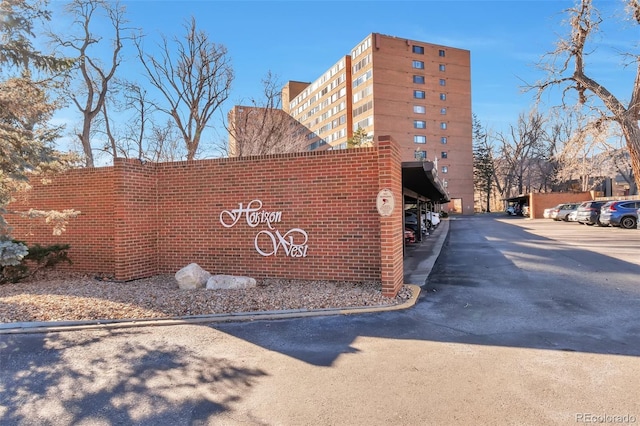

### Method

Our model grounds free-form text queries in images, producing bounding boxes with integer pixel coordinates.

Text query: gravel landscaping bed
[0,272,414,323]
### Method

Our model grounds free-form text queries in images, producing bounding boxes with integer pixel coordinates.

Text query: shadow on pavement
[0,330,268,426]
[212,215,640,366]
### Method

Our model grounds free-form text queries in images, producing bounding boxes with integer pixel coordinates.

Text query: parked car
[575,201,606,226]
[568,210,579,222]
[404,227,416,243]
[599,200,640,229]
[405,210,429,234]
[551,203,580,221]
[543,206,558,219]
[637,207,640,229]
[506,204,525,216]
[426,211,440,227]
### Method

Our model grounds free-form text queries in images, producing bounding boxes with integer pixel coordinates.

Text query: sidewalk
[0,220,450,334]
[403,218,449,286]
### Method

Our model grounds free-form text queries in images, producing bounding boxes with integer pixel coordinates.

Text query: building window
[439,79,446,86]
[412,45,424,54]
[414,90,425,99]
[441,137,448,144]
[440,93,447,101]
[414,150,427,160]
[442,166,448,173]
[414,120,426,129]
[439,64,446,72]
[440,108,447,115]
[412,60,425,69]
[413,75,425,84]
[413,105,426,114]
[441,151,448,159]
[414,135,426,144]
[440,122,447,130]
[439,49,446,57]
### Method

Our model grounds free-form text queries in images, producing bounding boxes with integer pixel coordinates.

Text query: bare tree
[146,120,185,162]
[553,113,609,192]
[494,110,548,197]
[97,79,150,161]
[601,128,637,194]
[225,72,309,157]
[532,0,640,193]
[135,17,233,161]
[50,0,129,167]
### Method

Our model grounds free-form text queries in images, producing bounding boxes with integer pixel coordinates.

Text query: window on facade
[440,93,447,101]
[414,90,425,99]
[412,45,424,54]
[413,75,425,84]
[439,64,446,72]
[412,60,425,69]
[440,122,447,129]
[440,108,447,115]
[441,151,448,159]
[441,137,448,144]
[439,79,446,86]
[439,49,445,57]
[414,150,427,160]
[442,166,448,173]
[413,105,426,114]
[414,120,426,129]
[414,135,426,144]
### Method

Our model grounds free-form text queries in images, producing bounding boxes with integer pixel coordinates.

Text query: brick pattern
[7,167,117,275]
[528,192,592,219]
[377,136,404,296]
[7,140,407,296]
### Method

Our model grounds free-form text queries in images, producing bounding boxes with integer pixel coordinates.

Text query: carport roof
[504,194,530,204]
[402,161,449,203]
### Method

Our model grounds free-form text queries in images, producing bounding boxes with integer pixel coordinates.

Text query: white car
[568,210,579,222]
[426,211,440,227]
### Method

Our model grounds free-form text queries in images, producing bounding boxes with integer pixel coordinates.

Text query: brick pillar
[113,158,159,281]
[377,135,404,297]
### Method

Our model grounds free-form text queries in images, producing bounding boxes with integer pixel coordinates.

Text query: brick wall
[377,136,404,296]
[6,138,406,296]
[8,167,117,275]
[529,192,592,219]
[154,149,383,283]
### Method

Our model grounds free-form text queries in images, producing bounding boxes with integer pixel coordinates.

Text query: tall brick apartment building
[280,33,474,215]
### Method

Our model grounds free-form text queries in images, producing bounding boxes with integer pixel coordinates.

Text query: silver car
[552,203,580,221]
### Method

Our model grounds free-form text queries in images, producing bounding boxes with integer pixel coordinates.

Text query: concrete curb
[0,285,422,335]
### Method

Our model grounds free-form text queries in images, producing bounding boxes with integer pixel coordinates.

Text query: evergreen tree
[472,114,495,212]
[0,0,76,230]
[347,127,373,148]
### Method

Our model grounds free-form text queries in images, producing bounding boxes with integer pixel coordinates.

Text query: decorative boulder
[206,275,257,290]
[175,263,211,290]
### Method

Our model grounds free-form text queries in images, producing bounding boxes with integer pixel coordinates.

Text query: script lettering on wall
[220,200,309,258]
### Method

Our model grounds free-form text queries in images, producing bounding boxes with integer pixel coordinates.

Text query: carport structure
[504,192,593,218]
[402,161,449,242]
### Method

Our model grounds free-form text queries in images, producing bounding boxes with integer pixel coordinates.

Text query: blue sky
[48,0,637,153]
